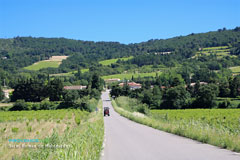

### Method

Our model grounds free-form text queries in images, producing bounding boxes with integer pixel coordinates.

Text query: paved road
[101,90,240,160]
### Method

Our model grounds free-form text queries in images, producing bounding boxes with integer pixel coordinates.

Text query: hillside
[0,27,240,88]
[0,27,240,72]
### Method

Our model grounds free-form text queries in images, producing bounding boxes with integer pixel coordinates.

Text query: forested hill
[0,27,240,73]
[131,27,240,57]
[0,37,132,72]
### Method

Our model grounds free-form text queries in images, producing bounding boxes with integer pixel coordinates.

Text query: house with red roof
[119,82,142,90]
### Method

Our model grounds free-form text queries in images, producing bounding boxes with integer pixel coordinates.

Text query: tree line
[9,73,103,111]
[110,74,240,109]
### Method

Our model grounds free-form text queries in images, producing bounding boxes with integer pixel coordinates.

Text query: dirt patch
[46,56,68,62]
[0,103,13,107]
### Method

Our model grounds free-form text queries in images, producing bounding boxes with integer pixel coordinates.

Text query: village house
[3,89,14,99]
[119,82,142,90]
[63,85,87,90]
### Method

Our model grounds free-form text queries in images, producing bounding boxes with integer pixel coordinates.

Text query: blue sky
[0,0,239,44]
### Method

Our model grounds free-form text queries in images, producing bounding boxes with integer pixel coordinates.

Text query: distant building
[190,82,208,87]
[154,51,172,55]
[161,86,166,89]
[105,78,121,83]
[3,89,14,99]
[119,82,142,90]
[63,85,87,90]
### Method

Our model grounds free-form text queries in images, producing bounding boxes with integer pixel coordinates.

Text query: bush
[32,103,40,110]
[10,100,30,111]
[27,126,32,132]
[85,98,98,112]
[59,96,97,112]
[218,99,231,108]
[90,88,101,100]
[218,101,230,108]
[115,96,149,114]
[40,101,58,110]
[237,103,240,108]
[12,127,19,133]
[136,103,149,114]
[74,97,97,112]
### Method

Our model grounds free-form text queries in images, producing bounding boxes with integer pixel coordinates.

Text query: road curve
[101,90,240,160]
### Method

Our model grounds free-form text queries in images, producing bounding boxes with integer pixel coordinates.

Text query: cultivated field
[230,66,240,74]
[50,69,89,77]
[194,46,236,59]
[150,109,240,151]
[0,102,104,160]
[24,56,68,71]
[101,71,161,80]
[99,56,133,66]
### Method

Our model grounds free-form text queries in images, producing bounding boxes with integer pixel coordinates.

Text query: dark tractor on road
[104,107,110,116]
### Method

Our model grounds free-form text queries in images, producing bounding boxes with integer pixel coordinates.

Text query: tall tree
[91,73,102,91]
[151,86,162,108]
[0,86,4,101]
[48,79,64,101]
[76,67,82,80]
[142,89,153,107]
[122,81,130,96]
[11,79,47,102]
[110,85,122,98]
[230,76,240,97]
[164,86,191,109]
[194,84,219,108]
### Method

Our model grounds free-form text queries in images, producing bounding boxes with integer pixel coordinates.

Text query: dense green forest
[1,27,240,72]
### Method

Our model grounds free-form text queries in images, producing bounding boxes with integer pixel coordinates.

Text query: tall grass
[5,101,104,160]
[115,96,149,114]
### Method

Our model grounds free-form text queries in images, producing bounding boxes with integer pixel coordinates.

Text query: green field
[24,61,60,71]
[101,71,161,80]
[50,68,89,77]
[99,56,133,66]
[195,46,236,59]
[202,46,229,50]
[24,56,68,71]
[149,109,240,152]
[230,66,240,74]
[151,109,240,135]
[0,101,104,159]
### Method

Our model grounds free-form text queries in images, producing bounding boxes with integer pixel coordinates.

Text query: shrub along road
[101,90,240,160]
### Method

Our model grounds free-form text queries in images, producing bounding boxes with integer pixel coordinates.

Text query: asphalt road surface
[101,90,240,160]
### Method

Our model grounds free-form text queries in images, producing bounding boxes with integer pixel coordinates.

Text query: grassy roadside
[112,99,240,152]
